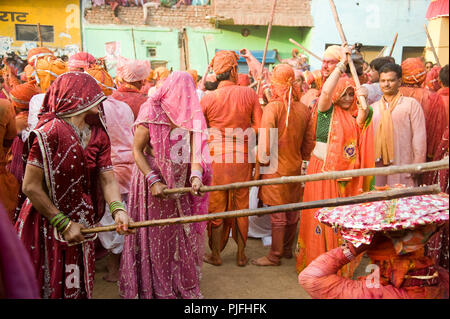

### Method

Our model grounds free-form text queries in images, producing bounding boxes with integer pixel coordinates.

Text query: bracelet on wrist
[190,169,203,184]
[49,212,71,233]
[109,201,126,219]
[61,220,72,236]
[145,171,161,187]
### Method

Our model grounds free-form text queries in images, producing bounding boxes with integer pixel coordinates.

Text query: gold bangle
[61,220,72,236]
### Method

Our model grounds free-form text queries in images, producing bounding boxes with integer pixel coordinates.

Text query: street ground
[93,234,369,299]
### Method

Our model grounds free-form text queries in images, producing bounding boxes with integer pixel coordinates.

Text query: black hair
[370,56,396,73]
[205,80,219,91]
[379,63,402,79]
[216,70,231,82]
[440,64,449,87]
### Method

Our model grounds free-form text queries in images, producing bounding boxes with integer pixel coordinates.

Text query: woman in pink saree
[119,71,212,299]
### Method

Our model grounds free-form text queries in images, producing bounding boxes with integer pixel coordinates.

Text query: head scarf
[210,50,239,82]
[35,56,68,92]
[146,71,212,234]
[38,72,106,126]
[86,65,116,96]
[424,65,442,92]
[153,66,170,81]
[237,73,250,86]
[116,59,151,83]
[332,77,357,112]
[187,69,198,84]
[270,64,302,127]
[323,45,342,61]
[402,58,427,85]
[9,81,41,110]
[68,52,96,71]
[27,47,54,66]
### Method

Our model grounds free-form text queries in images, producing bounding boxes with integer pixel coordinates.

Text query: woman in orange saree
[296,46,375,278]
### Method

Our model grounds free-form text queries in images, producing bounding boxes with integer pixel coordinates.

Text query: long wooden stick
[388,33,398,57]
[256,0,277,93]
[37,23,43,47]
[289,38,323,62]
[81,185,443,234]
[131,28,137,59]
[328,0,369,110]
[424,24,441,67]
[161,158,449,195]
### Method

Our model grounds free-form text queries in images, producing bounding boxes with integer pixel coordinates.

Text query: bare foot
[237,254,249,267]
[251,256,280,266]
[203,253,222,266]
[103,273,119,283]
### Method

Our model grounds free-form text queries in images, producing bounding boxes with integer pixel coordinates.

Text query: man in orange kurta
[201,50,263,267]
[251,64,316,266]
[0,98,19,221]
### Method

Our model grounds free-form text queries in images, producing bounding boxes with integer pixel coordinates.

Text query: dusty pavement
[93,234,370,299]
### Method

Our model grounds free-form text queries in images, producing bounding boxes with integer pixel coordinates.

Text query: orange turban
[270,64,301,101]
[9,81,41,110]
[401,58,427,85]
[187,69,198,83]
[153,66,170,81]
[35,56,68,92]
[27,47,54,66]
[146,69,155,82]
[323,45,342,61]
[86,65,116,96]
[24,65,35,81]
[210,50,239,75]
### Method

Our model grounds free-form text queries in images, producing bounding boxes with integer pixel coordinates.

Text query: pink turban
[68,52,96,71]
[116,59,151,83]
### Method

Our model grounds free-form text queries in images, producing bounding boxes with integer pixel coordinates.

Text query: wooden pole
[81,185,442,234]
[328,0,369,110]
[256,0,277,94]
[289,38,323,62]
[203,35,210,65]
[388,33,398,57]
[161,158,449,195]
[424,24,441,67]
[37,23,43,47]
[131,28,137,59]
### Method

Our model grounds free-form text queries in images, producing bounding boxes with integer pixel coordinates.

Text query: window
[147,47,157,57]
[15,24,54,43]
[402,46,425,61]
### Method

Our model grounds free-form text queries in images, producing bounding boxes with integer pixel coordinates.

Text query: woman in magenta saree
[15,72,133,299]
[119,71,212,299]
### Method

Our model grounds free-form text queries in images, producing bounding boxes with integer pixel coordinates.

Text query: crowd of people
[0,40,448,299]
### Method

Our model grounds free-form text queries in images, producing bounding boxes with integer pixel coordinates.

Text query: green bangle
[57,218,70,232]
[51,213,66,228]
[49,213,64,225]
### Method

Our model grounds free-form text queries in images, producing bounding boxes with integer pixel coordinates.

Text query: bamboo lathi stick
[81,185,443,234]
[388,33,398,57]
[256,0,277,94]
[161,158,449,195]
[289,38,323,62]
[328,0,369,110]
[424,24,441,67]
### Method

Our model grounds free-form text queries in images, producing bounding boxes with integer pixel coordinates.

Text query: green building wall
[83,24,311,76]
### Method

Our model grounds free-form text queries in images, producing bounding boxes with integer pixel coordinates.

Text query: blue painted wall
[309,0,429,70]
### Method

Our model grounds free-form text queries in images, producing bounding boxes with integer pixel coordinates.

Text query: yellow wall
[425,17,449,66]
[0,0,81,51]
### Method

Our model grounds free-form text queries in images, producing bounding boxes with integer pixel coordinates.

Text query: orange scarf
[375,92,402,165]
